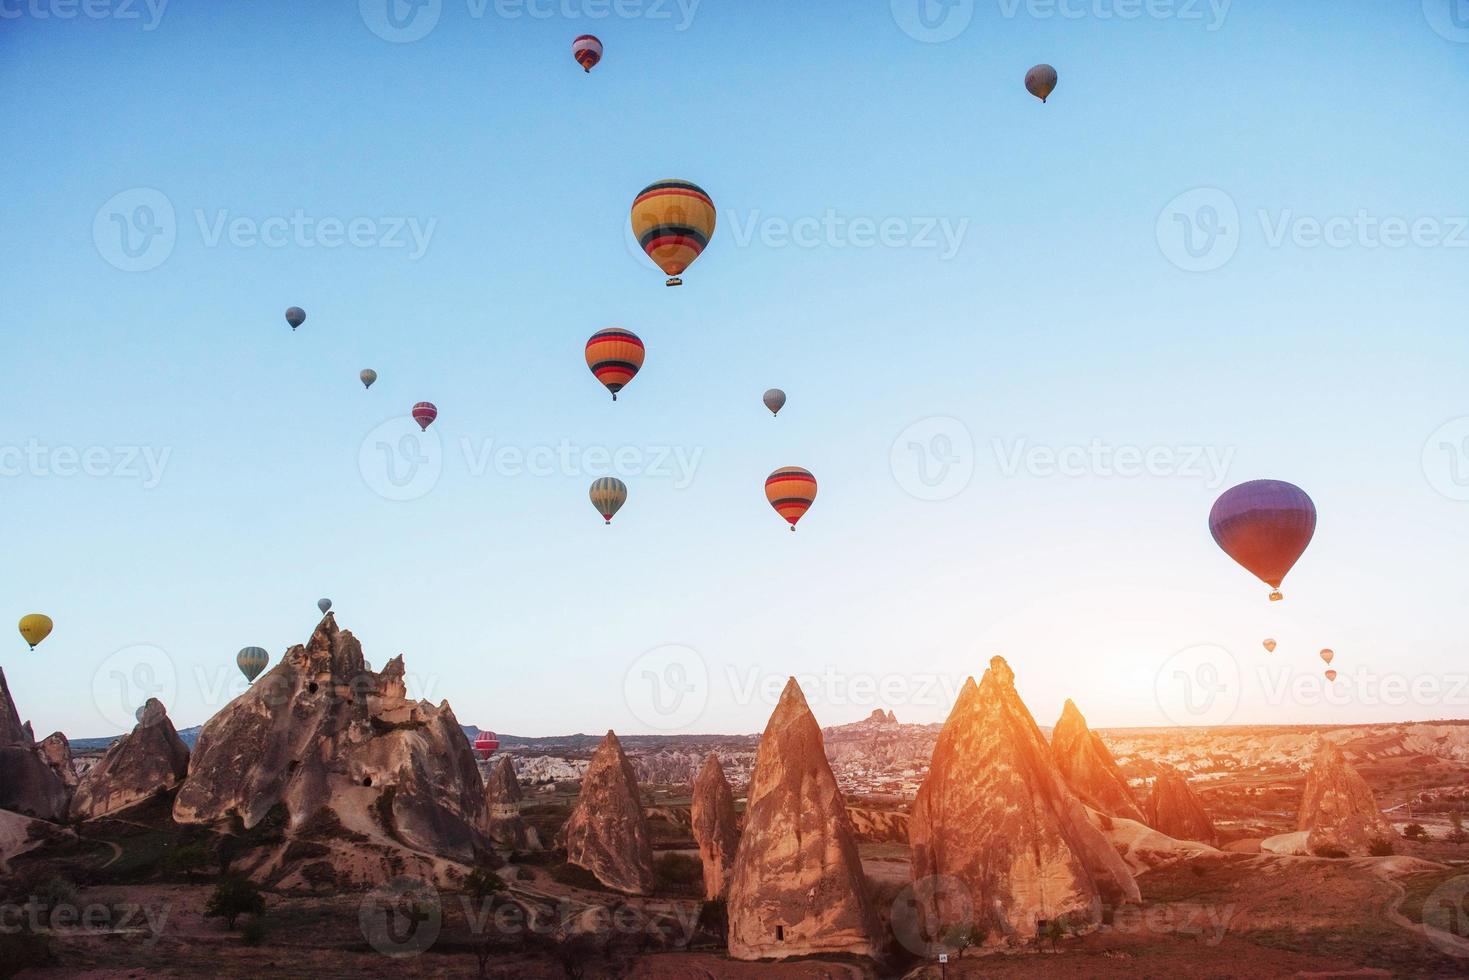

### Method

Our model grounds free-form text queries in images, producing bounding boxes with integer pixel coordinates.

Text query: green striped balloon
[236,646,269,683]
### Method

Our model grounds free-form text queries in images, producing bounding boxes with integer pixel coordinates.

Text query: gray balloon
[285,306,306,329]
[360,369,377,389]
[763,388,786,417]
[318,598,332,615]
[1025,63,1058,103]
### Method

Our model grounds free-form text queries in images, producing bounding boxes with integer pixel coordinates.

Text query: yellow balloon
[18,614,52,650]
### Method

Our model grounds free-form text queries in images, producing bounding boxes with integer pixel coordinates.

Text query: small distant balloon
[1324,669,1338,682]
[766,466,817,531]
[285,307,306,330]
[135,705,147,723]
[18,614,52,650]
[1025,64,1058,103]
[1319,648,1334,665]
[237,646,269,683]
[763,388,786,417]
[360,369,377,390]
[590,477,627,524]
[1263,638,1276,653]
[585,329,644,401]
[474,730,499,760]
[572,34,602,73]
[412,402,438,431]
[318,598,332,615]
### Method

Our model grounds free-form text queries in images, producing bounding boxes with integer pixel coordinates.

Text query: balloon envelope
[318,598,332,615]
[412,402,437,431]
[630,179,715,285]
[1320,648,1334,664]
[1263,638,1276,653]
[1324,669,1338,682]
[589,477,627,524]
[763,388,786,417]
[285,307,305,329]
[585,329,644,400]
[237,646,269,682]
[473,731,499,759]
[1025,64,1058,102]
[360,369,377,389]
[766,467,817,530]
[17,614,52,650]
[1209,480,1316,595]
[572,34,602,72]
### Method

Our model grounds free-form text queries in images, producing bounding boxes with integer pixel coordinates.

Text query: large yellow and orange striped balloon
[585,328,645,401]
[765,467,817,531]
[630,179,715,286]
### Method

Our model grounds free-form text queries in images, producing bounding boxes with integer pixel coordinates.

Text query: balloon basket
[1269,591,1283,602]
[665,277,682,287]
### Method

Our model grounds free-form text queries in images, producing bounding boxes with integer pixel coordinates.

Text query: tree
[1404,823,1427,841]
[1449,811,1467,845]
[166,843,212,883]
[696,898,728,945]
[204,877,265,930]
[1043,916,1065,950]
[942,922,981,958]
[1368,837,1395,856]
[465,867,505,904]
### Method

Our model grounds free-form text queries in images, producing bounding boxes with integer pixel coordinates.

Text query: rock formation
[562,730,655,894]
[909,658,1139,943]
[1297,739,1391,856]
[37,732,77,791]
[71,699,190,821]
[484,755,533,850]
[173,615,491,863]
[1050,699,1146,822]
[0,667,71,821]
[727,679,881,961]
[691,753,739,900]
[1144,767,1217,845]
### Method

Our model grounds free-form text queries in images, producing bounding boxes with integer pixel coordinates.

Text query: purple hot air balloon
[1208,480,1316,601]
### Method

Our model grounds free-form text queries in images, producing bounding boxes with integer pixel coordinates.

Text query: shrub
[549,862,605,891]
[515,867,534,881]
[465,867,505,904]
[1403,823,1428,841]
[165,843,213,883]
[241,916,267,946]
[652,852,702,894]
[1311,845,1349,859]
[204,877,265,930]
[31,876,78,911]
[1368,838,1395,857]
[696,897,728,945]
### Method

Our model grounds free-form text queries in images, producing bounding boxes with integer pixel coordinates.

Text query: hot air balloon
[285,307,306,330]
[766,467,817,531]
[763,388,786,417]
[473,730,499,760]
[17,614,51,650]
[1208,480,1316,601]
[1025,64,1058,103]
[1324,669,1338,682]
[630,179,715,286]
[590,477,627,524]
[360,369,377,390]
[585,329,644,401]
[412,402,437,431]
[237,646,269,683]
[318,598,332,615]
[572,34,602,72]
[1320,648,1334,665]
[1263,638,1276,653]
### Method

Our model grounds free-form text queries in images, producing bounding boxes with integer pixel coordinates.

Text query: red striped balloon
[412,402,437,431]
[585,328,644,401]
[572,34,602,73]
[766,467,817,531]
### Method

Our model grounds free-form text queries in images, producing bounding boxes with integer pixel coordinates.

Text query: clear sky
[2,1,1467,740]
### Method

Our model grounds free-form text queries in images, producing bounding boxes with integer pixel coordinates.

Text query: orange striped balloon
[765,467,817,531]
[585,328,644,401]
[630,179,715,286]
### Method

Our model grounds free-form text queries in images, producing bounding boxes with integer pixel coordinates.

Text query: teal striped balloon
[236,646,269,683]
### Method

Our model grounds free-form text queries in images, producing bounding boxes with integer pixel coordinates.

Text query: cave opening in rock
[775,925,783,942]
[307,682,318,694]
[362,776,372,787]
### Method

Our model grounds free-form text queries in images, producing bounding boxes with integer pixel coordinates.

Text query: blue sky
[2,1,1467,739]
